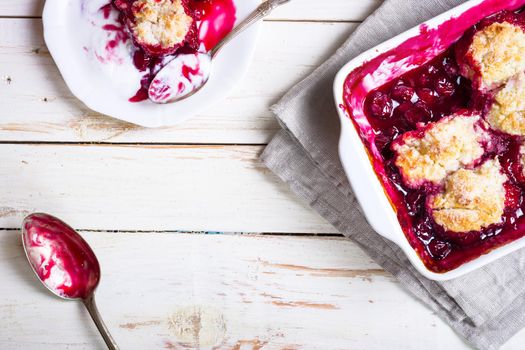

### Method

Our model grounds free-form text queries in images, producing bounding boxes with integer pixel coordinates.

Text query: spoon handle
[83,294,120,350]
[210,0,291,58]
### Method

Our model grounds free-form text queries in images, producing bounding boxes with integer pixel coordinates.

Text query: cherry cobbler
[98,0,236,102]
[344,7,525,272]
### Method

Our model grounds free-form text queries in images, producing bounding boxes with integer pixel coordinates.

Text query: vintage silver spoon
[149,0,291,104]
[21,213,119,350]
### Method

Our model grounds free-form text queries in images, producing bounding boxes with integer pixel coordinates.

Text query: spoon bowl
[22,213,100,300]
[21,213,119,350]
[149,53,212,104]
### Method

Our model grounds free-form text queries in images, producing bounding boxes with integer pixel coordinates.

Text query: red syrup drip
[181,63,201,80]
[105,0,236,102]
[129,85,150,102]
[178,82,185,93]
[94,6,129,64]
[148,77,173,101]
[343,1,525,273]
[23,214,100,299]
[104,23,128,52]
[100,3,113,19]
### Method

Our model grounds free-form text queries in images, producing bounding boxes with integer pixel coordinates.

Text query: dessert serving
[43,0,259,127]
[338,0,525,275]
[100,0,235,102]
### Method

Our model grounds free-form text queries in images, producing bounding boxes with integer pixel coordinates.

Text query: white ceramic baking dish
[333,0,525,280]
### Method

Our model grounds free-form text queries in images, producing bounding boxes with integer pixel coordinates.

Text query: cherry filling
[99,0,236,102]
[358,28,525,273]
[368,50,472,162]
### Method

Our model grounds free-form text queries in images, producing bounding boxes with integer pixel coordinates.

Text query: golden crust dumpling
[487,72,525,135]
[429,159,507,233]
[115,0,195,55]
[392,113,489,188]
[133,0,193,51]
[460,21,525,91]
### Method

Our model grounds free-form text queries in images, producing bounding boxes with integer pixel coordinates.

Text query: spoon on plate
[21,213,119,350]
[148,0,291,104]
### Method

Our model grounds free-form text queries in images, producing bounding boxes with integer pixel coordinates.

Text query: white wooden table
[1,1,524,349]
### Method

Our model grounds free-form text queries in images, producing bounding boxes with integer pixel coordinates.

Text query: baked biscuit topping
[429,159,507,233]
[392,113,489,188]
[487,72,525,135]
[120,0,194,55]
[461,21,525,91]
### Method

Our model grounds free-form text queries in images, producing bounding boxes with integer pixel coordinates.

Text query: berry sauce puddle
[342,0,525,273]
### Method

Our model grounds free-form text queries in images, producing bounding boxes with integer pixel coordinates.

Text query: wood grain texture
[3,2,525,350]
[0,231,497,350]
[0,144,335,232]
[0,19,356,144]
[0,0,381,21]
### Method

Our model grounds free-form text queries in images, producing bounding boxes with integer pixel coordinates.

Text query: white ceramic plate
[334,0,525,280]
[43,0,261,128]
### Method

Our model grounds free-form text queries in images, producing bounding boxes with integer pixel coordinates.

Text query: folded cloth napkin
[261,1,525,349]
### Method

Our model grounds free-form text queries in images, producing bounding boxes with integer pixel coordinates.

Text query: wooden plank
[0,0,381,21]
[0,19,356,144]
[0,231,492,350]
[0,143,336,232]
[0,0,41,17]
[269,0,381,22]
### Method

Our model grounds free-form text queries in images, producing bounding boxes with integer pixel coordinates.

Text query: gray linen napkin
[261,1,525,349]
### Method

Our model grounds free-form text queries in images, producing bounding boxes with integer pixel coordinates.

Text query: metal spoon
[21,213,119,350]
[149,0,291,104]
